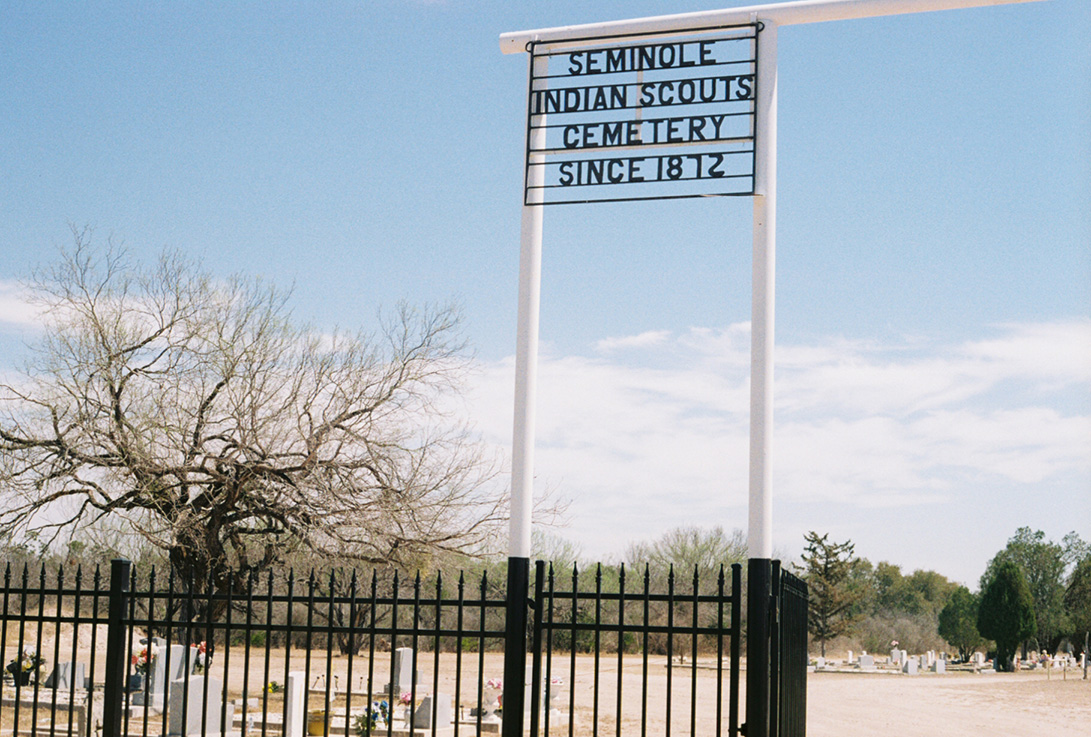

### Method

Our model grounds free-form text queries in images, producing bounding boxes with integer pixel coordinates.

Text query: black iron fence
[0,558,805,737]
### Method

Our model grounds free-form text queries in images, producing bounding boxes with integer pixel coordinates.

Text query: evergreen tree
[977,560,1036,672]
[980,528,1067,650]
[801,531,863,657]
[1064,558,1091,649]
[937,586,984,661]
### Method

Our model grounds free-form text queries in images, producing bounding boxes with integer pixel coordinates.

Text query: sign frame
[522,23,761,206]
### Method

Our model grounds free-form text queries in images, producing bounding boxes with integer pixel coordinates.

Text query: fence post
[102,559,131,737]
[528,561,546,737]
[767,561,782,737]
[745,558,772,737]
[501,557,530,737]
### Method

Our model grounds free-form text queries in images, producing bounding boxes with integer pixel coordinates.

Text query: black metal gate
[768,563,807,737]
[525,561,743,737]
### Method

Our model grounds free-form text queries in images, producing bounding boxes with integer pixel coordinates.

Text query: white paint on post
[509,51,549,560]
[748,18,778,560]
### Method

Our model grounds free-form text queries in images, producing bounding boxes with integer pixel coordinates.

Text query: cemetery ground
[3,642,1089,737]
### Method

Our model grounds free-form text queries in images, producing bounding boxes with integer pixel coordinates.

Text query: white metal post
[748,19,778,561]
[746,20,779,737]
[509,52,548,561]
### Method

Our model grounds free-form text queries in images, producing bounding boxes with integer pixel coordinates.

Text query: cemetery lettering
[561,114,737,149]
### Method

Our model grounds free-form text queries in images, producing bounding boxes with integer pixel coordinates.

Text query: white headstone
[815,656,826,670]
[385,648,421,695]
[133,643,198,709]
[890,649,901,665]
[931,659,946,674]
[44,661,86,691]
[284,672,306,737]
[973,652,985,667]
[168,676,232,736]
[902,658,918,675]
[413,694,452,728]
[858,654,875,671]
[846,650,854,664]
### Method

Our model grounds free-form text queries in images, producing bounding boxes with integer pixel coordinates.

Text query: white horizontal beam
[500,0,1045,53]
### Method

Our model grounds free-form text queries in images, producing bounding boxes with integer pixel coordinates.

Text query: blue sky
[1,0,1088,587]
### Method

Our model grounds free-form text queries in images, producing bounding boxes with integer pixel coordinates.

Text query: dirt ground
[806,670,1091,737]
[184,649,1091,737]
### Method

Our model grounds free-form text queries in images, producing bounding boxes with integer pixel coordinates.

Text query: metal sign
[524,25,758,206]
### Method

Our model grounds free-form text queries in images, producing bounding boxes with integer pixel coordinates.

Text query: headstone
[858,654,875,671]
[900,650,908,666]
[413,694,452,728]
[846,650,854,664]
[284,672,306,737]
[890,649,901,665]
[815,657,826,670]
[44,661,86,692]
[973,652,985,667]
[133,643,197,709]
[902,658,918,675]
[931,659,946,674]
[384,648,421,695]
[168,676,233,736]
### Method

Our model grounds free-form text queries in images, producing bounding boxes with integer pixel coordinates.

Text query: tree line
[802,528,1091,670]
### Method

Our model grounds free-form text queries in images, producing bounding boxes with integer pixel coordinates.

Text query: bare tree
[0,230,505,601]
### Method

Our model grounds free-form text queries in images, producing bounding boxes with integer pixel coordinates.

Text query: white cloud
[463,320,1091,561]
[595,330,671,353]
[0,281,42,329]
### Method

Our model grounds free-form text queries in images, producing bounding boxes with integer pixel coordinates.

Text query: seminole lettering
[567,40,720,75]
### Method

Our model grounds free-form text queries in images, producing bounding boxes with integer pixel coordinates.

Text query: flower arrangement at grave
[481,678,503,719]
[266,681,282,694]
[353,701,390,736]
[6,648,45,683]
[131,642,159,675]
[547,675,564,704]
[192,641,209,674]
